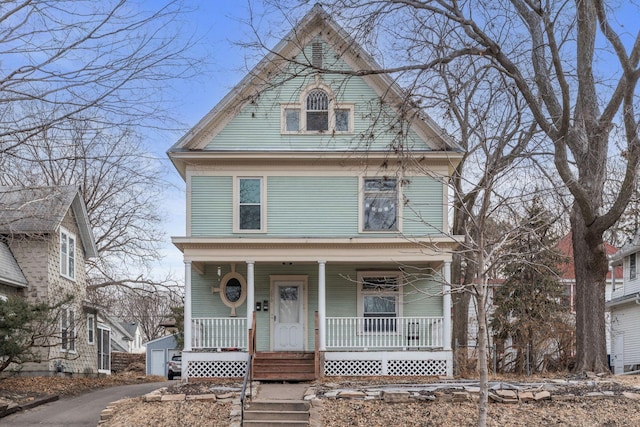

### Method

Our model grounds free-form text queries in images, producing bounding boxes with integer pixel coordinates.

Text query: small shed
[145,334,179,377]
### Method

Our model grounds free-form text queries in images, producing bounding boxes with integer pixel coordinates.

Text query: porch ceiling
[173,236,461,263]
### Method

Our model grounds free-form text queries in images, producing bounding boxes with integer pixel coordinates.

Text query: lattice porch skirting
[183,350,452,379]
[183,351,248,379]
[323,351,452,377]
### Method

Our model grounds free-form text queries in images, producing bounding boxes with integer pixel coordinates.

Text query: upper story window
[60,228,76,280]
[282,85,353,134]
[362,178,398,232]
[630,253,637,280]
[236,177,264,232]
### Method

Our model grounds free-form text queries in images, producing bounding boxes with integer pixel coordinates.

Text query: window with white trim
[61,307,76,352]
[60,228,76,280]
[362,178,398,231]
[237,177,263,231]
[357,272,402,332]
[630,253,637,280]
[87,314,95,345]
[282,86,353,134]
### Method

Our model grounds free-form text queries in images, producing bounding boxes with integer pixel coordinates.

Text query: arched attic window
[282,85,353,134]
[306,89,329,131]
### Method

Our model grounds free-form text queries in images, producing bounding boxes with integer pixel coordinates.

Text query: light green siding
[402,176,444,235]
[190,176,232,236]
[267,176,358,236]
[204,41,434,152]
[190,264,442,351]
[190,175,445,238]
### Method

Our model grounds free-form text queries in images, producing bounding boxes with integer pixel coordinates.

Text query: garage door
[150,349,165,377]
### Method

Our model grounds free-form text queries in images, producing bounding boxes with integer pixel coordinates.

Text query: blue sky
[151,0,640,283]
[151,1,280,283]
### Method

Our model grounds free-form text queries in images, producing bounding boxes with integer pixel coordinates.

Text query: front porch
[177,240,456,380]
[182,314,452,379]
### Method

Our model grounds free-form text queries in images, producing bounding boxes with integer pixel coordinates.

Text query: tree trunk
[452,252,470,351]
[571,205,610,373]
[476,287,489,427]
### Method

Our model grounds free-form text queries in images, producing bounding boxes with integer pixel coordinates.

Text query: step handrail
[240,352,252,425]
[241,312,257,425]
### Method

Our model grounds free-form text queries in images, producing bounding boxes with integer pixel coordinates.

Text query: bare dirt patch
[5,374,640,426]
[0,372,165,406]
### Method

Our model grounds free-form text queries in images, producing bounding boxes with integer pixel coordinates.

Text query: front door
[273,280,305,351]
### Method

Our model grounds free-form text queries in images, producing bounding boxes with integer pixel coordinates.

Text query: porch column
[443,261,452,351]
[184,261,192,352]
[318,260,326,351]
[247,260,255,330]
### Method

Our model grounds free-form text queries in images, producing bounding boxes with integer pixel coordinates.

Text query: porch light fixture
[212,264,247,317]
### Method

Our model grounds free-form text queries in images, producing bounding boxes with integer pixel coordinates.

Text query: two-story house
[608,233,640,374]
[168,5,462,381]
[0,185,101,375]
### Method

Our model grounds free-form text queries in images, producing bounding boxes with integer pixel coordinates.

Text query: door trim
[269,275,308,351]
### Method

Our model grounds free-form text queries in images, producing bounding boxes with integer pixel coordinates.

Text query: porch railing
[192,317,247,350]
[326,316,444,349]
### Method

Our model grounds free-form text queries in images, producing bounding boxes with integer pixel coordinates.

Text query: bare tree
[264,0,640,374]
[93,285,181,342]
[0,1,200,295]
[3,118,180,293]
[0,0,197,156]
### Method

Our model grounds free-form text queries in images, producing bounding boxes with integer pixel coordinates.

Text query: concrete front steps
[243,400,310,426]
[252,352,315,381]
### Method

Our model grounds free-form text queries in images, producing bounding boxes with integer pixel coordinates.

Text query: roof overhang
[169,149,463,180]
[606,293,640,309]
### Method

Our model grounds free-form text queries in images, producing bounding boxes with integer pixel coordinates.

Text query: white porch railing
[326,317,444,349]
[192,317,247,350]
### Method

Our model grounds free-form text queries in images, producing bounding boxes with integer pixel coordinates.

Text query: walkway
[255,381,309,400]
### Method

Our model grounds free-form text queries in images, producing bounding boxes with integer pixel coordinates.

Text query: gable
[170,5,461,164]
[0,186,97,258]
[202,39,434,153]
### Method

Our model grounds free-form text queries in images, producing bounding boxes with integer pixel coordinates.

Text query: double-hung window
[362,178,398,232]
[630,253,637,280]
[357,272,402,332]
[61,307,76,352]
[87,314,95,345]
[60,228,76,280]
[237,177,263,231]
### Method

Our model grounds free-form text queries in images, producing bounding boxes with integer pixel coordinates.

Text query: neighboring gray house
[99,316,146,355]
[121,321,146,354]
[0,186,100,375]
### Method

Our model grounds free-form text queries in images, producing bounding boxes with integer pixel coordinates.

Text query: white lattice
[187,361,247,378]
[324,360,382,376]
[387,359,448,376]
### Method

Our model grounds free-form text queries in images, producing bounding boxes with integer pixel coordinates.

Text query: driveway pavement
[2,380,175,426]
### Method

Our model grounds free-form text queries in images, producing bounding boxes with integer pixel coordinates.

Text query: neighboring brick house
[0,186,100,375]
